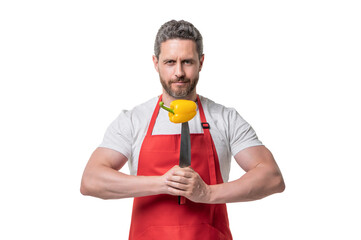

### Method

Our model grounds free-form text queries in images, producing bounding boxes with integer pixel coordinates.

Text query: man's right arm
[80,147,166,199]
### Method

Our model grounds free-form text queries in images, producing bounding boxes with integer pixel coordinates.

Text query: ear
[152,55,159,73]
[199,54,205,72]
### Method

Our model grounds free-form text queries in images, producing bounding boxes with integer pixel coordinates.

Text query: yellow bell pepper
[159,100,197,123]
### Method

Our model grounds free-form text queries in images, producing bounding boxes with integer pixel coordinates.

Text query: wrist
[207,184,216,204]
[153,175,167,195]
[207,184,222,204]
[135,175,165,196]
[148,176,161,195]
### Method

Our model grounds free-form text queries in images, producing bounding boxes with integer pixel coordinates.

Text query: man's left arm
[165,145,285,203]
[208,145,285,203]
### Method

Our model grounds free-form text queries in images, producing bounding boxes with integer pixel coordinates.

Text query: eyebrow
[162,58,195,63]
[162,59,175,63]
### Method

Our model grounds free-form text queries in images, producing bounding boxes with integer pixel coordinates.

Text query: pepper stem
[159,102,174,114]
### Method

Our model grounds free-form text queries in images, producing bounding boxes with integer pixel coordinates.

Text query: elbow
[80,180,89,196]
[275,174,286,193]
[80,175,92,196]
[80,184,88,196]
[80,175,111,200]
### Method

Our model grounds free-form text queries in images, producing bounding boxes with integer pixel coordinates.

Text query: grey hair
[154,20,203,59]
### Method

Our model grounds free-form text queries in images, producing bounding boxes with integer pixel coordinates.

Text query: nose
[175,62,185,79]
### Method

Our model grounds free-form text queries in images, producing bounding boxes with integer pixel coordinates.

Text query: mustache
[170,78,190,83]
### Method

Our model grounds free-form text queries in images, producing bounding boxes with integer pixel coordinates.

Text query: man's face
[153,39,204,99]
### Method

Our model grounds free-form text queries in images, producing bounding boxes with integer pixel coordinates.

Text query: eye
[165,60,176,65]
[183,60,193,65]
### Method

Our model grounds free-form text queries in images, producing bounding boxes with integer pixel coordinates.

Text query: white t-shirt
[99,95,263,182]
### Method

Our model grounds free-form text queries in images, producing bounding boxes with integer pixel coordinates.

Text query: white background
[1,0,360,239]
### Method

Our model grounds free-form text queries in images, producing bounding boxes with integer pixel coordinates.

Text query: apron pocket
[134,223,228,240]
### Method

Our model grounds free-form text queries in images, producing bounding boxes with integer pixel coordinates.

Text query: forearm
[80,166,163,200]
[208,164,285,204]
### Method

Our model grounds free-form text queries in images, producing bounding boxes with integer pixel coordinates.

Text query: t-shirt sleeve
[98,110,133,159]
[228,109,263,156]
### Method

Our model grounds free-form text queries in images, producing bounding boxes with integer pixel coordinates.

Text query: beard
[160,76,199,99]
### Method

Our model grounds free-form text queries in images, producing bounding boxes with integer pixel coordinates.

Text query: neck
[161,90,197,106]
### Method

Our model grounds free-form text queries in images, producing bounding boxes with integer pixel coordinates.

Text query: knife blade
[179,122,191,167]
[178,121,191,204]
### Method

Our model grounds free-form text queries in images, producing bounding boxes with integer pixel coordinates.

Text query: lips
[172,82,189,88]
[171,80,190,84]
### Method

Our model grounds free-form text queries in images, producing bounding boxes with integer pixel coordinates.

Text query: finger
[172,170,194,178]
[167,187,185,196]
[167,175,189,184]
[166,165,181,174]
[166,179,187,190]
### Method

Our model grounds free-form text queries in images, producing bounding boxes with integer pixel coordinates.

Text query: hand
[163,165,211,203]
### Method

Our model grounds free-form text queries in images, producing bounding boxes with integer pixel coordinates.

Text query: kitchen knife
[178,121,191,204]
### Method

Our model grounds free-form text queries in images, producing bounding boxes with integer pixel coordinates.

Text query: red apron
[129,95,232,240]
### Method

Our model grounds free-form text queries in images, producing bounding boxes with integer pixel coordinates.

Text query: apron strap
[197,96,218,185]
[146,95,163,136]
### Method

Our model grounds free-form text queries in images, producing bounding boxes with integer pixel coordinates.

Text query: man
[81,20,285,240]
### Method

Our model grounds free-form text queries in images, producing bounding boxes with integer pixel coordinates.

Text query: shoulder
[129,96,158,120]
[199,95,255,143]
[199,95,244,123]
[107,97,158,137]
[115,97,158,123]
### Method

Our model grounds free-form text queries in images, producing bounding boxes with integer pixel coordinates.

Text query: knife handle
[178,196,186,205]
